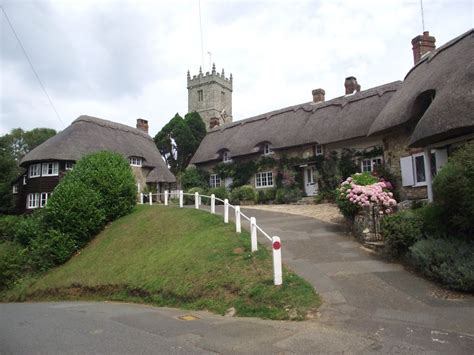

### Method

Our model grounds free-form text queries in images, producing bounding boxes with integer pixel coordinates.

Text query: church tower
[187,64,233,131]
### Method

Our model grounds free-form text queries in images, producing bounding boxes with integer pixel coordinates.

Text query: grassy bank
[2,205,320,320]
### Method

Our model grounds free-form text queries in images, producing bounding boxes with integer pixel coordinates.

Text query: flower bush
[336,172,397,219]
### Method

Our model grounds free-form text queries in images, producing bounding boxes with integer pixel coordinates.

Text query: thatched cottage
[190,29,473,201]
[13,115,175,213]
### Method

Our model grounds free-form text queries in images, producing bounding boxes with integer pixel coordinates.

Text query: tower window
[198,90,203,101]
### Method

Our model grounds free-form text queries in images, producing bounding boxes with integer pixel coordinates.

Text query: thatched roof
[369,29,474,147]
[190,81,400,164]
[20,115,176,183]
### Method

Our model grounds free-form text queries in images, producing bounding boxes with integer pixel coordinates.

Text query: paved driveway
[236,207,474,352]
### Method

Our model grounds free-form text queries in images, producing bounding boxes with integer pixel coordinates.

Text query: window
[255,171,274,188]
[28,163,41,178]
[42,162,59,176]
[27,193,39,209]
[210,174,221,188]
[65,162,74,170]
[223,151,231,163]
[22,175,26,185]
[198,90,204,101]
[361,156,383,173]
[40,192,51,207]
[12,184,18,194]
[400,149,448,187]
[315,144,323,156]
[263,144,273,155]
[129,157,143,167]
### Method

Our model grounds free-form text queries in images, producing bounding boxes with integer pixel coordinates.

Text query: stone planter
[353,206,383,243]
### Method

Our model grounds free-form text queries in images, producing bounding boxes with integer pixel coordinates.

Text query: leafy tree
[154,112,206,174]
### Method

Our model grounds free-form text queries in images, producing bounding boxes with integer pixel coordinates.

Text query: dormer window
[42,162,59,176]
[28,163,41,178]
[263,144,273,155]
[315,144,323,156]
[223,151,231,163]
[129,157,143,167]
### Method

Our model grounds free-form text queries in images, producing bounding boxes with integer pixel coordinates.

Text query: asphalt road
[2,206,474,354]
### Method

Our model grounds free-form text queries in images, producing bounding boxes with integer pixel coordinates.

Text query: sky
[0,0,472,136]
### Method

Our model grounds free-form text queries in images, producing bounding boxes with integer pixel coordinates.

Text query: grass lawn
[3,205,320,320]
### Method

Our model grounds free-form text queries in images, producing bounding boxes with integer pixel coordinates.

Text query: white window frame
[361,156,383,173]
[65,162,74,170]
[12,184,18,194]
[412,153,427,186]
[209,174,221,188]
[400,149,448,187]
[22,175,27,185]
[255,171,274,188]
[28,163,41,178]
[263,144,273,155]
[315,144,323,156]
[40,192,51,207]
[27,193,40,209]
[129,157,143,167]
[223,151,231,163]
[42,162,59,176]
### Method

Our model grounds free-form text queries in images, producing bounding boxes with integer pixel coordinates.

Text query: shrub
[315,189,336,204]
[27,230,77,272]
[65,151,137,221]
[13,212,45,246]
[208,187,228,201]
[275,187,302,204]
[180,167,209,190]
[0,241,26,290]
[230,185,257,204]
[432,142,474,237]
[185,187,207,205]
[0,215,22,242]
[381,210,424,258]
[44,179,106,246]
[257,188,276,204]
[410,238,474,292]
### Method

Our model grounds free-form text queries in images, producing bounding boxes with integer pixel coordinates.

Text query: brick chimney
[136,118,149,133]
[411,31,436,65]
[312,88,325,103]
[344,76,361,95]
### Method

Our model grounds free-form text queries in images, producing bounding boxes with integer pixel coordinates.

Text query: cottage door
[304,166,317,196]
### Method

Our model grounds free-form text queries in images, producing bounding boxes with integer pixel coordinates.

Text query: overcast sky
[1,0,472,136]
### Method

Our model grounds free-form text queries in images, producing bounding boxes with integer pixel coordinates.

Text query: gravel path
[243,203,345,225]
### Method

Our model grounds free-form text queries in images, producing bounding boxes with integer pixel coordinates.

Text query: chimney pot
[344,76,361,95]
[136,118,149,134]
[411,31,436,65]
[312,88,325,103]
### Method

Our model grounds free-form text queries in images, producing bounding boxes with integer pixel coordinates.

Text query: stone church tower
[187,64,233,131]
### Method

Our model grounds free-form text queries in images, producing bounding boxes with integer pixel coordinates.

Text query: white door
[304,166,318,196]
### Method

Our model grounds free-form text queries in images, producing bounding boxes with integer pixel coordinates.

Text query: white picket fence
[140,191,283,286]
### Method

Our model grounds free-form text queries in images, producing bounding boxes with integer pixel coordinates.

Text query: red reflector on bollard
[272,241,281,250]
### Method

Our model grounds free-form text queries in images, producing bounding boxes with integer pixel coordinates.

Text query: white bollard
[149,192,153,205]
[224,199,229,223]
[235,206,241,233]
[179,190,183,208]
[195,192,199,209]
[250,217,258,252]
[272,236,283,286]
[211,194,215,214]
[140,193,143,205]
[164,190,168,206]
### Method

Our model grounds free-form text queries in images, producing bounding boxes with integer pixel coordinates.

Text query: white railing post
[164,190,168,206]
[272,236,283,286]
[224,199,229,223]
[149,192,153,205]
[195,192,199,209]
[250,217,258,252]
[140,193,143,204]
[235,206,241,233]
[179,190,183,208]
[211,194,215,214]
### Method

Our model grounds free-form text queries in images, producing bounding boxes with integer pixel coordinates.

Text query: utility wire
[420,0,425,32]
[198,0,204,70]
[1,5,65,128]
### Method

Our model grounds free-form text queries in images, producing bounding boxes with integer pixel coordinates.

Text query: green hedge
[275,187,302,204]
[230,185,257,204]
[410,238,474,292]
[381,210,424,258]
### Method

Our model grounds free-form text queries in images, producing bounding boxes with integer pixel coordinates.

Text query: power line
[198,0,204,70]
[1,5,65,128]
[420,0,425,32]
